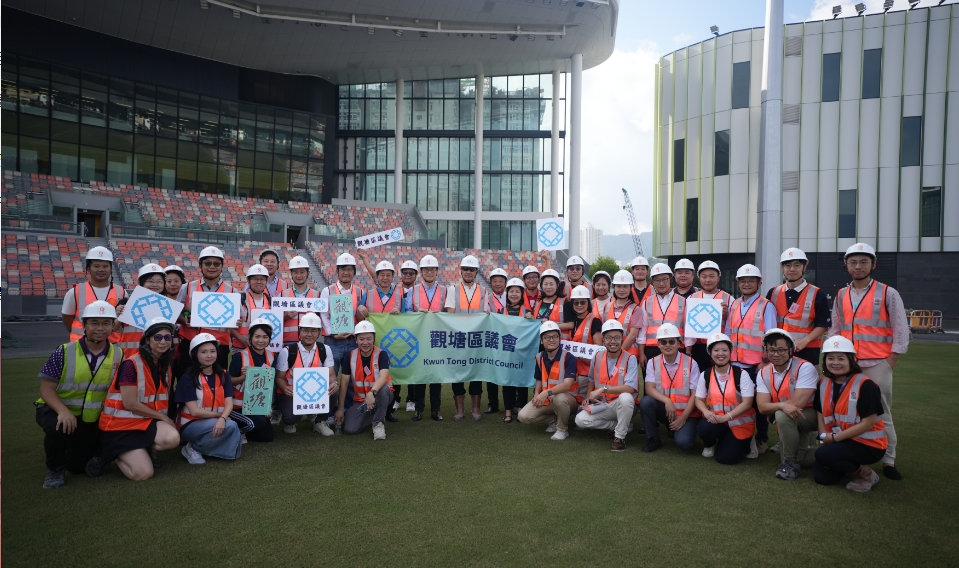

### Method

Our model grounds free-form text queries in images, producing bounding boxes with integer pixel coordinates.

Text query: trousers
[574,393,636,439]
[698,420,751,465]
[774,407,818,464]
[36,404,100,473]
[517,393,578,433]
[814,439,885,485]
[863,360,897,465]
[638,396,699,451]
[344,389,394,434]
[409,383,442,413]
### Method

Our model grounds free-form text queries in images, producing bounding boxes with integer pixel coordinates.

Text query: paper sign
[241,366,275,416]
[355,227,404,249]
[251,308,285,352]
[118,286,184,330]
[536,218,567,251]
[190,292,241,328]
[329,294,355,335]
[292,367,329,415]
[561,340,606,360]
[271,296,328,313]
[684,298,723,339]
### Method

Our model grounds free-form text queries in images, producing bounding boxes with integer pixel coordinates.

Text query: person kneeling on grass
[175,333,242,465]
[575,320,639,452]
[231,319,289,436]
[639,323,701,453]
[286,313,338,437]
[517,321,578,439]
[335,321,393,440]
[694,333,757,465]
[814,336,888,493]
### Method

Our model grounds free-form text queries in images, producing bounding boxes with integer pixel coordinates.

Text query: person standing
[279,255,320,347]
[360,256,403,423]
[672,258,698,298]
[517,322,579,440]
[766,248,830,365]
[36,301,122,489]
[500,278,531,421]
[234,264,272,351]
[566,285,602,409]
[629,256,652,305]
[640,323,701,453]
[694,332,757,465]
[689,260,732,373]
[61,246,125,343]
[319,252,368,377]
[163,265,186,301]
[532,269,565,336]
[445,255,487,421]
[483,267,509,414]
[591,271,613,320]
[256,248,289,298]
[828,242,908,481]
[115,263,169,358]
[521,265,542,313]
[335,321,393,440]
[409,254,447,422]
[176,246,242,370]
[638,264,691,368]
[607,271,644,360]
[560,256,591,300]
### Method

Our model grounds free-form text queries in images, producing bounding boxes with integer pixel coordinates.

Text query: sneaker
[550,430,569,441]
[406,402,416,412]
[270,409,281,426]
[372,423,386,440]
[241,433,248,444]
[611,437,627,452]
[746,437,759,459]
[769,442,782,454]
[385,412,399,423]
[393,401,400,411]
[545,421,558,433]
[85,457,105,478]
[756,440,769,455]
[284,424,297,434]
[883,465,904,481]
[702,445,716,458]
[313,421,334,437]
[846,468,880,493]
[181,444,206,465]
[43,468,66,489]
[775,460,801,481]
[642,436,663,453]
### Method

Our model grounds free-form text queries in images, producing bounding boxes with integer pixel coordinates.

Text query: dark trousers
[229,410,275,442]
[814,440,885,485]
[410,383,442,413]
[486,382,500,409]
[36,404,100,473]
[451,381,483,396]
[502,387,529,411]
[698,420,751,465]
[794,347,821,366]
[734,365,767,443]
[639,396,699,451]
[690,342,713,374]
[644,345,662,361]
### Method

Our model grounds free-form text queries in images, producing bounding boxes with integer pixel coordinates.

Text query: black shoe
[431,411,443,421]
[85,457,105,478]
[150,450,163,470]
[412,412,423,421]
[883,465,903,480]
[385,412,399,423]
[484,405,499,414]
[43,468,67,489]
[642,437,663,453]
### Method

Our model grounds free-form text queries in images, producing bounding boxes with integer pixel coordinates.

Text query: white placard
[561,340,606,360]
[271,296,328,313]
[190,291,241,329]
[250,308,285,352]
[292,367,330,415]
[355,227,404,249]
[118,286,184,330]
[684,298,723,339]
[536,217,567,251]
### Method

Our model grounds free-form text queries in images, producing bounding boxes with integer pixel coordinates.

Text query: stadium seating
[2,232,88,297]
[313,204,409,238]
[2,171,73,216]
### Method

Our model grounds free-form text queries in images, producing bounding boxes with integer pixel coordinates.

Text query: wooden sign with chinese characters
[242,366,275,416]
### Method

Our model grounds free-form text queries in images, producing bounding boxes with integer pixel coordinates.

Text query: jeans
[814,439,885,485]
[344,389,394,434]
[639,396,699,451]
[325,336,357,377]
[698,420,751,465]
[180,418,243,460]
[35,404,100,473]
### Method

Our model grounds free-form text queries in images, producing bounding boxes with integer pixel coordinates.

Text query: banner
[329,294,355,335]
[242,367,275,416]
[366,312,540,387]
[190,292,241,329]
[536,217,567,251]
[271,296,328,313]
[561,340,605,360]
[292,367,330,415]
[684,298,723,339]
[355,227,404,249]
[118,286,183,329]
[250,308,284,352]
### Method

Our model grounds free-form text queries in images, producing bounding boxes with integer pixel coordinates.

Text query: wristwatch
[547,389,553,397]
[371,389,378,396]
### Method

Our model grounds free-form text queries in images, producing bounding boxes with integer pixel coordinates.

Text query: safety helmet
[138,263,165,281]
[570,285,591,300]
[780,248,808,264]
[566,256,585,268]
[141,317,175,343]
[656,323,682,340]
[354,321,377,335]
[674,258,695,272]
[460,255,479,269]
[762,327,795,349]
[540,321,561,336]
[246,264,269,279]
[85,246,114,263]
[630,256,649,268]
[844,242,876,260]
[248,317,275,338]
[336,253,357,267]
[258,248,280,261]
[506,277,525,290]
[736,264,762,279]
[289,255,310,270]
[401,260,419,272]
[650,263,673,277]
[601,320,625,334]
[189,332,219,354]
[199,246,225,260]
[697,260,721,275]
[80,300,117,321]
[592,270,611,284]
[522,265,540,277]
[419,255,439,269]
[299,313,323,329]
[164,265,186,280]
[540,269,561,282]
[707,332,733,350]
[611,270,633,285]
[375,260,395,273]
[489,268,508,281]
[822,335,857,354]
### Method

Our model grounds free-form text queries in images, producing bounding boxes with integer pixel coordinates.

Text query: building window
[921,186,942,237]
[732,62,750,109]
[822,53,841,102]
[685,198,698,242]
[673,139,685,182]
[838,189,856,238]
[714,130,730,176]
[901,116,922,167]
[862,49,882,99]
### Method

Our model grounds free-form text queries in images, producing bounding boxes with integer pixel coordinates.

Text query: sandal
[503,414,513,424]
[453,414,464,422]
[472,413,482,421]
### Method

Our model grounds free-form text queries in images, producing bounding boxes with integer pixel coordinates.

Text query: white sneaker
[313,421,334,437]
[627,422,634,434]
[746,437,759,459]
[284,424,296,434]
[392,401,400,411]
[372,423,386,440]
[406,402,416,412]
[269,409,281,426]
[181,443,206,465]
[545,421,558,433]
[241,433,248,445]
[702,446,715,458]
[550,430,569,441]
[769,442,781,453]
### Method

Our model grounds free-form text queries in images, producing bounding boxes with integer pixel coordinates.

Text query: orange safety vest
[758,357,815,407]
[537,351,573,405]
[99,354,170,431]
[591,297,611,320]
[643,293,685,346]
[769,283,822,349]
[116,324,143,358]
[236,291,271,348]
[281,286,320,343]
[728,295,770,366]
[236,348,275,407]
[486,292,506,313]
[453,283,485,313]
[835,282,894,360]
[651,353,701,418]
[524,290,540,312]
[607,301,640,358]
[411,283,447,312]
[630,284,651,306]
[366,284,401,314]
[534,297,567,339]
[181,280,236,346]
[501,304,530,317]
[819,374,888,450]
[70,282,125,343]
[571,314,599,377]
[690,289,731,344]
[593,351,632,403]
[323,281,364,336]
[705,367,756,440]
[348,347,392,403]
[177,371,228,427]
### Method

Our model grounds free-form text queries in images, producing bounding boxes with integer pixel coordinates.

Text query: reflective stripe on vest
[237,349,275,408]
[487,292,505,313]
[819,373,888,449]
[456,283,485,313]
[99,354,170,431]
[769,284,822,348]
[236,291,271,347]
[349,347,391,402]
[643,294,685,345]
[181,280,234,345]
[835,282,894,359]
[281,286,320,343]
[651,353,700,416]
[366,284,401,313]
[412,283,446,312]
[116,324,143,358]
[729,296,769,366]
[178,371,227,427]
[37,341,121,423]
[594,352,627,404]
[706,368,756,440]
[71,282,123,343]
[758,358,815,407]
[572,314,598,376]
[537,351,571,406]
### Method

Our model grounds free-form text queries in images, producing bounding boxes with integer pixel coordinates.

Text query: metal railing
[906,309,944,333]
[2,216,78,234]
[108,223,251,244]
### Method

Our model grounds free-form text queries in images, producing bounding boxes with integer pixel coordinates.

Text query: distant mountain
[603,233,652,264]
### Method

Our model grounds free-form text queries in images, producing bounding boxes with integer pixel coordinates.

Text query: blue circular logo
[390,229,402,241]
[295,370,328,402]
[687,303,721,335]
[537,222,564,247]
[130,293,174,328]
[196,294,235,327]
[380,328,419,369]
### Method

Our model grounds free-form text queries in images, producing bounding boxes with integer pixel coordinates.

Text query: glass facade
[1,54,329,202]
[822,53,841,103]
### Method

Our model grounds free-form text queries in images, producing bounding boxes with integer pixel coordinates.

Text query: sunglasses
[573,300,589,305]
[153,334,174,342]
[462,268,477,272]
[202,261,223,268]
[401,270,417,276]
[658,339,678,346]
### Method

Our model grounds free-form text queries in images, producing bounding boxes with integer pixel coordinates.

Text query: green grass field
[3,343,959,567]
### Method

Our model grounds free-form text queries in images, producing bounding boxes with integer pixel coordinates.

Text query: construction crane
[621,188,647,258]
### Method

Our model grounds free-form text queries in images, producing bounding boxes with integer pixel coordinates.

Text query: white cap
[570,285,591,300]
[375,260,395,273]
[566,256,585,267]
[601,319,625,334]
[142,317,175,339]
[246,264,269,278]
[248,317,275,336]
[189,332,219,353]
[592,270,611,282]
[85,246,114,263]
[540,269,561,282]
[540,321,561,335]
[199,246,224,260]
[630,256,649,268]
[354,321,376,335]
[845,242,876,260]
[707,332,733,349]
[822,335,857,354]
[401,260,419,272]
[780,248,808,263]
[138,263,165,280]
[299,313,323,329]
[506,277,525,289]
[656,323,682,340]
[336,253,357,267]
[697,260,721,274]
[736,264,761,279]
[674,258,695,271]
[611,270,632,285]
[419,255,439,268]
[80,300,117,321]
[164,265,185,276]
[650,263,673,277]
[522,265,540,277]
[762,327,795,348]
[289,255,310,270]
[460,255,479,268]
[489,268,508,280]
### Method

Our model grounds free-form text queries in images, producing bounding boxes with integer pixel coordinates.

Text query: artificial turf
[2,342,958,567]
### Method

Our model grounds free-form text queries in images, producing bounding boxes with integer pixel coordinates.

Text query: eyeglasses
[652,277,671,284]
[401,270,417,276]
[765,347,790,355]
[201,261,223,268]
[462,268,477,273]
[846,260,872,267]
[658,339,678,346]
[573,300,589,305]
[153,334,173,342]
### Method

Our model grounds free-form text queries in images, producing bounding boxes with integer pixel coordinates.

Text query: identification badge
[788,302,802,315]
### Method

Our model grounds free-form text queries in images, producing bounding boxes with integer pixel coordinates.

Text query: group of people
[38,240,906,494]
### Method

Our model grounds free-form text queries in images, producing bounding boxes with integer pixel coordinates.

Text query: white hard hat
[780,247,808,263]
[164,265,185,277]
[611,270,633,285]
[762,327,795,348]
[540,321,561,335]
[246,264,269,278]
[248,317,275,336]
[630,256,649,268]
[80,300,117,321]
[375,260,395,273]
[650,263,673,277]
[199,246,224,260]
[419,255,439,268]
[522,265,540,277]
[142,317,175,340]
[336,253,357,267]
[656,323,682,340]
[566,256,585,267]
[822,335,857,355]
[289,255,310,270]
[299,313,323,329]
[592,270,611,282]
[85,246,114,263]
[506,277,525,290]
[674,258,695,271]
[259,248,279,260]
[697,260,721,274]
[489,268,508,280]
[736,264,762,279]
[401,260,419,272]
[570,285,591,300]
[601,319,625,334]
[460,255,479,268]
[138,263,165,280]
[707,332,733,350]
[189,332,219,353]
[844,242,876,260]
[354,320,376,335]
[540,269,561,282]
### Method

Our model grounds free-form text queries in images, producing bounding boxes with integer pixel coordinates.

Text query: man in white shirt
[61,246,126,342]
[640,323,701,453]
[575,320,639,451]
[284,313,337,437]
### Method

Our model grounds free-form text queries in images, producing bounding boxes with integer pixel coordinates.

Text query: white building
[581,222,603,263]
